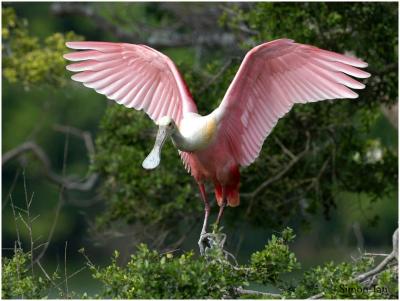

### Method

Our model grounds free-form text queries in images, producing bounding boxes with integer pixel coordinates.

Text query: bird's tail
[227,187,240,207]
[214,184,240,207]
[214,166,240,207]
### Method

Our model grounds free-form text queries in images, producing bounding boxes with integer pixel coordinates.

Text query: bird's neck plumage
[171,114,218,152]
[171,130,190,151]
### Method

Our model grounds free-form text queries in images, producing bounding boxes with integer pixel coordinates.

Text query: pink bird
[64,39,370,254]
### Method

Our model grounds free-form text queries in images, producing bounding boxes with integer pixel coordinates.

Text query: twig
[22,171,36,276]
[3,167,21,209]
[37,260,63,295]
[274,136,296,160]
[33,194,64,265]
[10,195,22,250]
[53,266,87,291]
[33,131,70,265]
[14,242,23,298]
[64,241,69,298]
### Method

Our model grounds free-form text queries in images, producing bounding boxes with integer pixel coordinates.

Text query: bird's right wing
[216,39,370,167]
[64,42,198,125]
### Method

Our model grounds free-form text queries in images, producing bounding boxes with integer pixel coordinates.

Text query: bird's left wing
[64,42,197,125]
[215,39,370,167]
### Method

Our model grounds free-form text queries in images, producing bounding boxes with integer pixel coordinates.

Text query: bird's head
[142,116,177,170]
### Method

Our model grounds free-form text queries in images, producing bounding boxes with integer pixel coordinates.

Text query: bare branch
[198,58,236,93]
[308,292,324,299]
[380,102,398,130]
[308,228,398,299]
[3,167,21,209]
[355,228,398,282]
[64,241,69,298]
[51,3,236,49]
[235,287,282,298]
[364,252,390,257]
[53,124,95,160]
[51,3,142,43]
[2,125,98,191]
[274,136,296,160]
[242,133,310,199]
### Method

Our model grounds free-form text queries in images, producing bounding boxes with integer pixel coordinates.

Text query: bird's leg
[215,200,227,227]
[197,183,211,255]
[216,189,227,227]
[199,184,210,236]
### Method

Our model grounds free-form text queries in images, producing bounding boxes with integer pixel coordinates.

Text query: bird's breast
[175,114,218,152]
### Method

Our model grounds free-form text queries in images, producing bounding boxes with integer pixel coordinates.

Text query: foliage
[3,227,397,299]
[83,227,397,299]
[1,248,58,299]
[249,228,300,285]
[85,245,242,298]
[2,7,82,89]
[78,227,297,298]
[286,258,398,299]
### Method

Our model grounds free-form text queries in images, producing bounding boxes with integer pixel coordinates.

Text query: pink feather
[217,39,370,166]
[64,42,197,125]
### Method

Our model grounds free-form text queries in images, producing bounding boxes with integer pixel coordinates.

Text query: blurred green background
[2,2,397,295]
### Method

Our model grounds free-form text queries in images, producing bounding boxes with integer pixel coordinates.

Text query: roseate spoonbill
[64,39,370,254]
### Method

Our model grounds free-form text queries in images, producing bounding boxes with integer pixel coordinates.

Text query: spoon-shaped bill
[142,125,171,170]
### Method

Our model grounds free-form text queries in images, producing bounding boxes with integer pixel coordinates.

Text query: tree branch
[355,228,398,282]
[2,125,98,191]
[241,133,310,199]
[51,3,236,49]
[235,287,281,298]
[308,228,398,299]
[308,292,324,299]
[198,58,236,93]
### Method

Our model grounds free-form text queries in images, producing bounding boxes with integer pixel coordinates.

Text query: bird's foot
[198,231,227,256]
[198,232,211,256]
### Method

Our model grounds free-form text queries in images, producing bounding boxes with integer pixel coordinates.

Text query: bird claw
[198,232,227,256]
[198,232,211,256]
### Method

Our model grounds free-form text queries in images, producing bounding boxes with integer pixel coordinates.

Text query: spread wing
[64,41,197,125]
[216,39,370,166]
